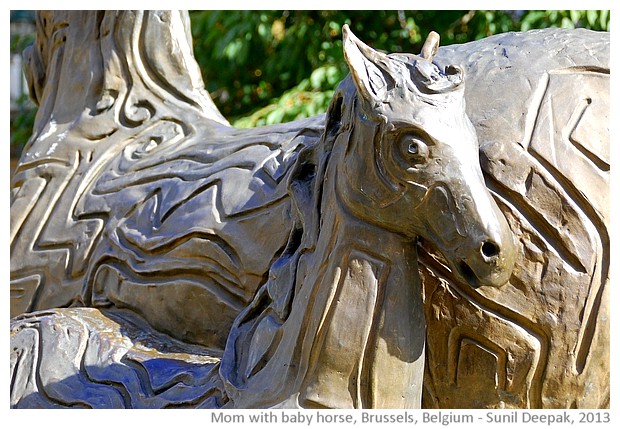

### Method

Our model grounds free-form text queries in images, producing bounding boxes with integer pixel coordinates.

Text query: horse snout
[459,232,516,288]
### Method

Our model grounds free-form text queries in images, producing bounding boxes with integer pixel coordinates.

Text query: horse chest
[299,242,426,408]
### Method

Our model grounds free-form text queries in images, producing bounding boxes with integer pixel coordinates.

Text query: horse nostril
[481,241,500,259]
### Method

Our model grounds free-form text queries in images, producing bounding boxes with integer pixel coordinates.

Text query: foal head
[329,26,516,288]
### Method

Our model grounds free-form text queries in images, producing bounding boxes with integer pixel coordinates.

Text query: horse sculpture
[10,11,609,409]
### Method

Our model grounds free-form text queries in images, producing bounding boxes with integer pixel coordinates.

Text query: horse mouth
[457,260,480,288]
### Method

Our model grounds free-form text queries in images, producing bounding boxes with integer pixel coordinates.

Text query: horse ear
[342,24,396,105]
[420,31,440,60]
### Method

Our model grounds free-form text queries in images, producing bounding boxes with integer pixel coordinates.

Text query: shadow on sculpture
[10,11,609,408]
[11,308,223,408]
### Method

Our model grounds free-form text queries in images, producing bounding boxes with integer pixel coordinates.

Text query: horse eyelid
[400,134,430,156]
[390,127,435,147]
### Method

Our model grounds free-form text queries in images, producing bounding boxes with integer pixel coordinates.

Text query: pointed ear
[342,24,396,105]
[420,31,440,60]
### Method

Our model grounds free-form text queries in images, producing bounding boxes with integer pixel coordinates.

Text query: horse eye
[402,136,427,159]
[407,142,419,154]
[396,133,429,165]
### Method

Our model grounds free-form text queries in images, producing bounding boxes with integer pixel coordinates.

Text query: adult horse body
[424,28,609,408]
[10,11,609,409]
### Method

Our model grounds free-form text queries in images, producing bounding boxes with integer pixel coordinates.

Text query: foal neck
[294,165,426,408]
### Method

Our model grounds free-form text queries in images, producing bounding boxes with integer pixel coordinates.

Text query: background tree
[10,10,610,158]
[189,10,609,127]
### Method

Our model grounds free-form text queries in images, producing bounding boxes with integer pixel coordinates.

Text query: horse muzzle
[418,182,517,288]
[454,234,516,288]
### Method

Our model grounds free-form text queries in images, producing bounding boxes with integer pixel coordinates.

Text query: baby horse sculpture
[220,26,517,408]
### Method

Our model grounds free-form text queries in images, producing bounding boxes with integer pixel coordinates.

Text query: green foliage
[10,96,36,158]
[189,10,610,128]
[233,65,338,128]
[10,10,611,156]
[190,11,352,120]
[519,10,610,31]
[10,32,37,157]
[10,32,35,53]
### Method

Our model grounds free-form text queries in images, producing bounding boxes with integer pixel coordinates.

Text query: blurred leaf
[10,97,37,157]
[570,10,582,23]
[562,17,576,28]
